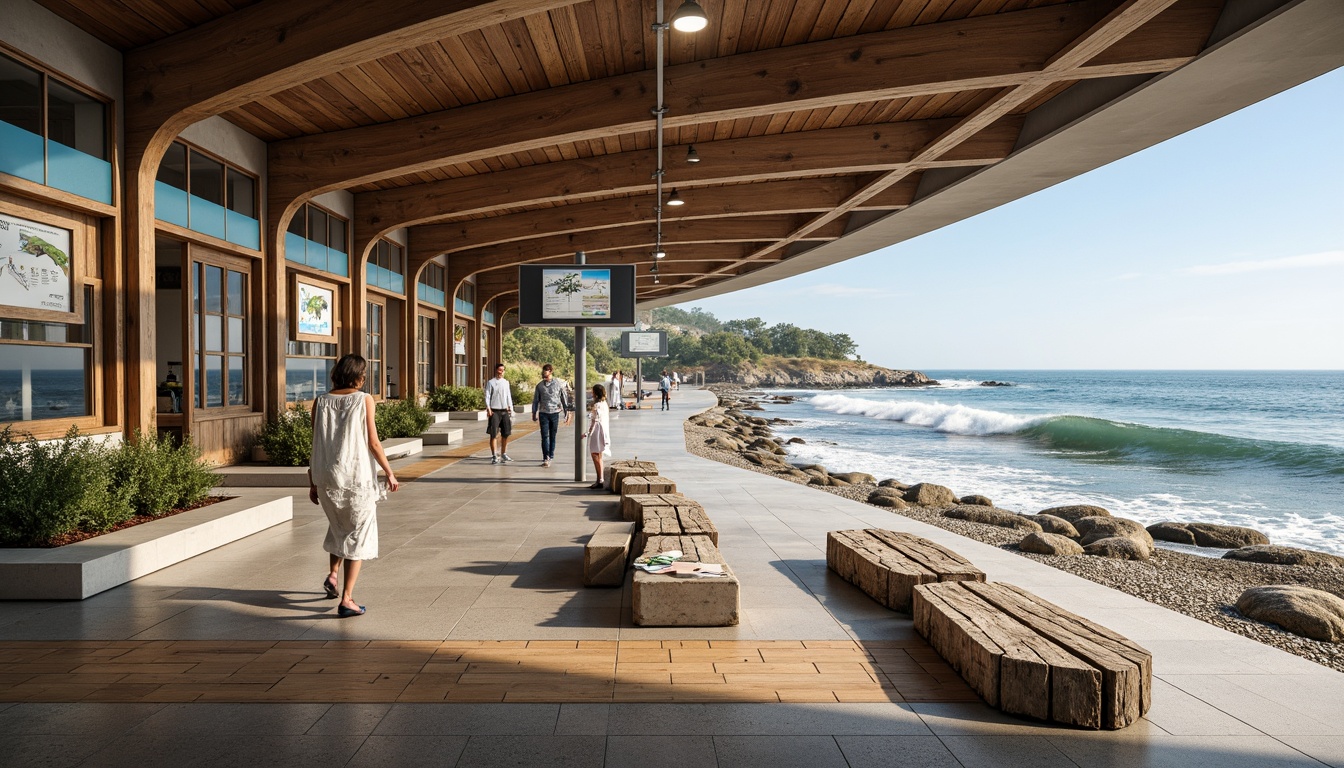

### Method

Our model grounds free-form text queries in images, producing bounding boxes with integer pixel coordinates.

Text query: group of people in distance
[305,354,688,616]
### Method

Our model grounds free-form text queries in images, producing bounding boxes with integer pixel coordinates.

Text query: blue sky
[679,68,1344,371]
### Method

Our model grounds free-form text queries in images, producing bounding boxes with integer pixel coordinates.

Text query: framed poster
[620,330,667,357]
[453,323,466,355]
[292,275,338,342]
[0,210,78,321]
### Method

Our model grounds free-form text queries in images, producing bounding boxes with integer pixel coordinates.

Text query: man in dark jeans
[659,370,672,411]
[531,364,572,467]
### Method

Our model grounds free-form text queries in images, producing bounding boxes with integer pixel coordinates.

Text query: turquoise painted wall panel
[0,123,44,184]
[285,232,308,264]
[154,181,190,228]
[47,142,112,204]
[189,195,227,241]
[225,210,261,250]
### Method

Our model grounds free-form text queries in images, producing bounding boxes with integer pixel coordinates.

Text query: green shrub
[258,405,313,466]
[426,385,485,412]
[0,426,130,546]
[375,398,433,439]
[511,381,534,405]
[111,431,216,518]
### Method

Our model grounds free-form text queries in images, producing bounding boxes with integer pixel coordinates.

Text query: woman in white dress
[583,383,611,489]
[607,371,620,410]
[308,354,400,617]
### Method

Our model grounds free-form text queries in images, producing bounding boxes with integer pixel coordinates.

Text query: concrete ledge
[0,494,293,600]
[448,411,487,421]
[214,465,310,487]
[382,437,423,459]
[428,411,454,424]
[421,426,465,445]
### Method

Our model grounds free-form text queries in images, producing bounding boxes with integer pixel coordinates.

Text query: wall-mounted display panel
[518,264,635,327]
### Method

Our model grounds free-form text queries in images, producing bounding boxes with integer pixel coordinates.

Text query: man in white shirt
[484,362,514,464]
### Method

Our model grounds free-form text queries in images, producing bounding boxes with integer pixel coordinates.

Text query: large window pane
[47,80,105,160]
[0,55,43,135]
[189,150,223,205]
[204,354,222,407]
[227,270,244,315]
[204,265,222,313]
[307,207,328,247]
[204,315,222,351]
[287,209,306,237]
[227,317,243,353]
[157,142,187,189]
[328,216,346,253]
[0,344,89,422]
[285,356,334,402]
[225,168,255,217]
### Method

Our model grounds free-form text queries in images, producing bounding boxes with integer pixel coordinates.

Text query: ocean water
[756,371,1344,556]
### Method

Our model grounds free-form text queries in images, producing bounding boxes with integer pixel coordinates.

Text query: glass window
[194,262,248,409]
[328,216,346,254]
[47,79,106,160]
[287,208,306,237]
[286,341,338,402]
[0,55,43,135]
[156,142,187,190]
[226,168,255,217]
[416,315,435,394]
[189,150,223,205]
[365,302,384,397]
[307,207,328,247]
[0,343,90,422]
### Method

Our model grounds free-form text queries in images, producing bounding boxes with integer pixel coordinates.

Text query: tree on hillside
[651,306,721,334]
[698,331,759,366]
[722,317,773,354]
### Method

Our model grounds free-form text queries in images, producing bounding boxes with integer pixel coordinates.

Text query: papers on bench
[633,551,728,578]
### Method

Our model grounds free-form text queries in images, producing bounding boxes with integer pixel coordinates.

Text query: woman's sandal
[587,482,603,490]
[322,576,339,599]
[337,604,367,618]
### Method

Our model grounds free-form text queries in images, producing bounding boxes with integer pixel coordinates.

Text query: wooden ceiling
[43,0,1228,305]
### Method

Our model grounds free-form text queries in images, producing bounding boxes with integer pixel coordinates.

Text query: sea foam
[809,393,1049,436]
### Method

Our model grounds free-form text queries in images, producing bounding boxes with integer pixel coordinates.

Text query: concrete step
[382,437,423,459]
[421,426,465,445]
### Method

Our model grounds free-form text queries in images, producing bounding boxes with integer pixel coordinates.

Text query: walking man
[659,370,672,411]
[531,364,572,467]
[484,362,514,464]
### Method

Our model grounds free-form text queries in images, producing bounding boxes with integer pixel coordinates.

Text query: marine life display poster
[0,212,72,314]
[296,281,334,338]
[541,268,611,320]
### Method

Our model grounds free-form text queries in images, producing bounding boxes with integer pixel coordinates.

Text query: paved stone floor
[1,389,1341,766]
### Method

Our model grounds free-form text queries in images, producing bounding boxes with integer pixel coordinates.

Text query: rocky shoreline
[686,386,1344,672]
[701,358,936,389]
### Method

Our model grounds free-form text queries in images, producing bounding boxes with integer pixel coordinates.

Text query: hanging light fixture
[685,145,700,163]
[670,0,709,32]
[652,248,667,259]
[666,188,685,206]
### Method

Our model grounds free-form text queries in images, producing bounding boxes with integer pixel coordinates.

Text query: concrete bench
[827,529,985,613]
[913,580,1152,730]
[621,492,694,522]
[605,460,659,493]
[637,502,717,553]
[620,475,676,498]
[632,534,739,627]
[583,521,635,587]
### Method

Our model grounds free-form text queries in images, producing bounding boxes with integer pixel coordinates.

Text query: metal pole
[573,250,587,482]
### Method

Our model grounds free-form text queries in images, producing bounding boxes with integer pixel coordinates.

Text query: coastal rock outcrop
[831,472,876,485]
[1223,546,1344,569]
[867,492,909,509]
[878,479,909,490]
[1019,532,1085,556]
[944,505,1043,532]
[1236,586,1344,643]
[1147,522,1270,549]
[904,483,957,507]
[958,494,994,507]
[706,360,936,388]
[1084,537,1151,561]
[1029,514,1080,538]
[1039,505,1112,523]
[1075,516,1154,550]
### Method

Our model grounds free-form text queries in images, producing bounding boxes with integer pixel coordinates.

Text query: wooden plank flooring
[0,639,979,704]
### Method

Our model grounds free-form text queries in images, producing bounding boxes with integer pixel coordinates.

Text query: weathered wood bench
[913,580,1152,730]
[605,460,659,493]
[621,492,694,522]
[620,475,677,498]
[827,529,985,612]
[632,534,739,626]
[637,502,717,552]
[583,521,635,587]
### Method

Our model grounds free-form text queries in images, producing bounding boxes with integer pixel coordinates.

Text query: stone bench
[913,580,1152,730]
[827,529,985,612]
[621,492,693,522]
[583,521,635,587]
[637,502,717,552]
[620,475,676,498]
[605,460,658,493]
[632,534,740,627]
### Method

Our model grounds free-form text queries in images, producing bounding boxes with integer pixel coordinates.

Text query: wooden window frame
[188,248,252,417]
[364,297,385,399]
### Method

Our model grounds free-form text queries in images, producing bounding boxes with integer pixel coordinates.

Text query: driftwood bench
[583,521,635,587]
[620,475,677,498]
[913,580,1152,730]
[605,460,659,493]
[632,534,739,626]
[827,529,985,612]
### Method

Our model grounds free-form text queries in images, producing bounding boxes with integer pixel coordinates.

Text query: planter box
[0,494,293,600]
[448,410,487,421]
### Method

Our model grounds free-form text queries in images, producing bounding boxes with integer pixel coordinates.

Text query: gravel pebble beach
[685,391,1344,673]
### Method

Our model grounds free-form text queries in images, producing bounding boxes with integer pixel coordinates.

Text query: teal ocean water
[759,371,1344,556]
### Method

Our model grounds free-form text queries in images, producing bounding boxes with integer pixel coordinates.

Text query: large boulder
[1236,586,1344,642]
[705,436,744,452]
[1188,523,1270,549]
[1224,546,1344,568]
[904,483,957,507]
[958,494,994,507]
[779,469,812,481]
[1029,514,1080,538]
[878,479,909,490]
[1019,532,1085,556]
[1147,522,1197,545]
[944,506,1043,532]
[831,472,876,485]
[1084,537,1151,561]
[748,437,787,455]
[796,464,829,478]
[1075,517,1154,550]
[1039,505,1112,523]
[868,493,909,509]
